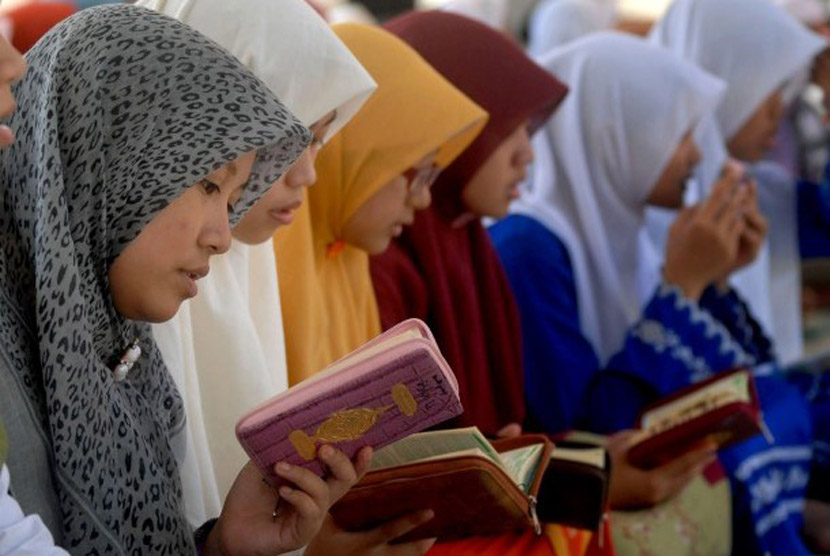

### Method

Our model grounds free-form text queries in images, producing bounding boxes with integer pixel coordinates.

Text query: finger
[700,165,742,220]
[744,209,768,235]
[656,442,718,480]
[606,430,640,454]
[319,445,359,501]
[354,446,373,480]
[369,510,435,545]
[721,204,746,238]
[671,206,698,232]
[496,423,522,438]
[274,462,329,508]
[278,485,323,521]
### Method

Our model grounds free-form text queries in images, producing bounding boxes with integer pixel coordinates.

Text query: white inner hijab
[644,0,827,364]
[512,32,725,364]
[140,0,377,525]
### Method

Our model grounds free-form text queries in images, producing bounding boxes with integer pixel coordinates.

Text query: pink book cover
[236,319,463,486]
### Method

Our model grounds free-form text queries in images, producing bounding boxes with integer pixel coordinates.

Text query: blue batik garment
[490,213,817,555]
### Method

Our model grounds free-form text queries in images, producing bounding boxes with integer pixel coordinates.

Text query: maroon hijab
[371,11,567,435]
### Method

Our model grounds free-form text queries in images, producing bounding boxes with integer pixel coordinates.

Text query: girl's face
[340,150,437,255]
[647,130,701,209]
[232,112,336,245]
[727,90,784,162]
[108,151,257,322]
[461,122,534,219]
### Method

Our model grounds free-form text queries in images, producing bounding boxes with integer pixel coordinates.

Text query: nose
[285,148,318,189]
[408,186,432,211]
[200,210,233,255]
[516,129,535,167]
[0,47,25,120]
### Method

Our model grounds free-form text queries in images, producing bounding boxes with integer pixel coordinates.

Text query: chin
[232,225,275,246]
[365,238,392,256]
[136,298,184,324]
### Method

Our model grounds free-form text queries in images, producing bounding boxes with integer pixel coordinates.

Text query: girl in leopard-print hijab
[0,5,367,555]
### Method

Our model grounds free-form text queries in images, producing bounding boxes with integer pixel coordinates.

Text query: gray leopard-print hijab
[0,5,310,554]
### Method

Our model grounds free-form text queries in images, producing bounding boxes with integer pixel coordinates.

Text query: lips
[181,266,209,299]
[269,200,303,226]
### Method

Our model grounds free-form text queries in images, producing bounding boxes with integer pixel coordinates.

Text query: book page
[551,446,606,469]
[640,371,750,435]
[370,427,502,470]
[501,444,545,494]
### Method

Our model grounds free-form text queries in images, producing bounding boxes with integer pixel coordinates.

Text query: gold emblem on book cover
[290,383,420,461]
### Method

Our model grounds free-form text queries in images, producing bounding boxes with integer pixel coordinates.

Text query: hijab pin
[113,339,142,382]
[326,239,347,259]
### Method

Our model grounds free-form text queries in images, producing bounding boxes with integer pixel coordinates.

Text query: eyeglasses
[403,163,441,197]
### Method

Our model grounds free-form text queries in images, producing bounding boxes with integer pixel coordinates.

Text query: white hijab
[645,0,826,363]
[141,0,376,525]
[513,32,725,364]
[527,0,617,56]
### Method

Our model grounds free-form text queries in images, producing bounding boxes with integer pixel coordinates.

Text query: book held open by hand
[235,319,463,487]
[627,368,768,469]
[331,427,611,541]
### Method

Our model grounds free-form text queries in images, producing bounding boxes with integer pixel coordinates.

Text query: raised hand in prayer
[305,512,437,556]
[720,177,768,283]
[203,446,372,556]
[663,163,749,300]
[606,430,718,509]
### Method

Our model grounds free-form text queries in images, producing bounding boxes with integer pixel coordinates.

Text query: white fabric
[141,0,376,525]
[0,466,67,556]
[753,162,804,364]
[527,0,617,56]
[645,0,826,358]
[513,32,725,364]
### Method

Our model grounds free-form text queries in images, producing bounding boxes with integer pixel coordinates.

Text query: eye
[201,179,221,195]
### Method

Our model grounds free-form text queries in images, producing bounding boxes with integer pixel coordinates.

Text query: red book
[627,368,768,469]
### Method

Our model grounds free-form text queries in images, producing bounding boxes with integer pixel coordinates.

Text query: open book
[235,319,463,487]
[332,426,612,540]
[627,368,765,468]
[369,427,546,493]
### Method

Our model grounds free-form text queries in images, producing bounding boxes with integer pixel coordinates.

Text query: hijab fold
[141,0,377,525]
[0,5,309,552]
[372,11,567,435]
[277,22,487,385]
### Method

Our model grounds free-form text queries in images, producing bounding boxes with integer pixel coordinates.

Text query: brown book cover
[627,368,765,469]
[330,434,552,542]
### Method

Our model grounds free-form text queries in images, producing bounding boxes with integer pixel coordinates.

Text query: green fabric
[610,473,732,556]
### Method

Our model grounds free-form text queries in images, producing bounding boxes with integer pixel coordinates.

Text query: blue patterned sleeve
[699,285,775,363]
[586,283,755,433]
